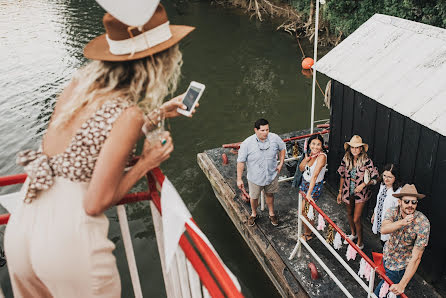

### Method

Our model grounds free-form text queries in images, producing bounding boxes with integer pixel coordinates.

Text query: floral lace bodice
[17,99,134,203]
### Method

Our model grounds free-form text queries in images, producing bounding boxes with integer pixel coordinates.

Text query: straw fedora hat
[344,135,368,152]
[84,4,195,62]
[393,184,426,199]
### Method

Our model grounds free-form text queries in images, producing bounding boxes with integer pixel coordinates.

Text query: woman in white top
[371,164,402,244]
[298,134,327,240]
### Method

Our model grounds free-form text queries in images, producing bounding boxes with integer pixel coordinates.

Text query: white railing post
[310,0,321,134]
[368,269,376,298]
[260,190,265,211]
[289,193,303,259]
[117,205,143,298]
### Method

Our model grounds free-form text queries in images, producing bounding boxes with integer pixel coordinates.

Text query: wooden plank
[197,153,305,298]
[372,103,391,169]
[399,118,421,183]
[327,80,344,187]
[425,135,446,282]
[413,127,439,209]
[386,110,405,166]
[340,85,355,145]
[357,93,377,157]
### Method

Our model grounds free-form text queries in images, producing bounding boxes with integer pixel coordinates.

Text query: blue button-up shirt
[237,133,286,186]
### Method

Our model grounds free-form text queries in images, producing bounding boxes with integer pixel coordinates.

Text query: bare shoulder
[53,79,78,111]
[111,105,144,133]
[318,153,327,162]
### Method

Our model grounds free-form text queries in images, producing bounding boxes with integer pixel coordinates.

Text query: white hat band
[106,21,172,55]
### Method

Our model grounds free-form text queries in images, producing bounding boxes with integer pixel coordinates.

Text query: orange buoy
[308,262,320,280]
[302,57,314,70]
[222,153,228,165]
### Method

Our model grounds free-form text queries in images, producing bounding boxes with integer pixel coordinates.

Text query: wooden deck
[197,130,442,298]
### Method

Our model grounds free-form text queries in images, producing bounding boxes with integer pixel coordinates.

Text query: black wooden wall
[327,80,446,285]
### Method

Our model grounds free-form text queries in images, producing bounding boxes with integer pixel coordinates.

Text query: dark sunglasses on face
[403,199,418,205]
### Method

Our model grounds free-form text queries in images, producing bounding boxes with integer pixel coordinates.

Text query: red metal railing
[222,129,330,149]
[299,191,408,298]
[0,169,243,298]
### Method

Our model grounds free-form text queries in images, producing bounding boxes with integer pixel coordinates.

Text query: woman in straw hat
[337,135,378,249]
[4,5,194,297]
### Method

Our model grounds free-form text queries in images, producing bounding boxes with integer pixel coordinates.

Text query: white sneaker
[343,234,357,244]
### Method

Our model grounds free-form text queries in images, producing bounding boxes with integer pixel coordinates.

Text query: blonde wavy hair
[343,145,368,171]
[52,45,182,127]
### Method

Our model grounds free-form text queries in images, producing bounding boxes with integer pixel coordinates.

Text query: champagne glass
[142,108,166,145]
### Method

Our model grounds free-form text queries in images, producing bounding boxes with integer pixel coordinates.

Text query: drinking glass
[142,108,165,145]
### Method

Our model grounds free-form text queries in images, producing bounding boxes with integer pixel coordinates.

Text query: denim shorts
[299,180,323,201]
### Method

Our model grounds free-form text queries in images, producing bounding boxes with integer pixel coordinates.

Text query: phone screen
[183,85,201,111]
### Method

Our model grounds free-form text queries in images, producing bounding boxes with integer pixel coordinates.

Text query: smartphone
[177,81,205,116]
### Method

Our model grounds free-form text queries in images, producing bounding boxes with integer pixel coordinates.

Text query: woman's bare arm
[306,154,326,200]
[83,106,173,215]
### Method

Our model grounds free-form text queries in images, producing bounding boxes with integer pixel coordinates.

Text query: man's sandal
[247,215,257,226]
[300,234,313,241]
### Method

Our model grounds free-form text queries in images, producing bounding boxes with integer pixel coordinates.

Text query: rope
[313,70,326,97]
[297,38,325,97]
[297,38,306,59]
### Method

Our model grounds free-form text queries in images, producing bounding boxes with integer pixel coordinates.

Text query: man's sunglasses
[402,199,418,205]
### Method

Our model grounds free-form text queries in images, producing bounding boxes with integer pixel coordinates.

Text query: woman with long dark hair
[5,5,194,296]
[371,164,402,245]
[298,134,327,240]
[337,135,378,249]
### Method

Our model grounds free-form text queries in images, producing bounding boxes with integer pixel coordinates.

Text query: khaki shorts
[248,175,279,200]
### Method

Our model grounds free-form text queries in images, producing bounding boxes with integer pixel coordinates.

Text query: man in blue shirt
[237,119,286,226]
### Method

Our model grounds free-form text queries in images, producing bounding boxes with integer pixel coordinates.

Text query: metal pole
[300,240,354,298]
[289,193,303,259]
[368,269,376,298]
[310,0,320,134]
[260,190,265,211]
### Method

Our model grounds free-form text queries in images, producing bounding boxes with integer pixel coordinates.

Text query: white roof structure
[314,14,446,136]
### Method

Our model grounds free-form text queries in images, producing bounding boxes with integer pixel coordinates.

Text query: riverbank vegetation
[216,0,446,45]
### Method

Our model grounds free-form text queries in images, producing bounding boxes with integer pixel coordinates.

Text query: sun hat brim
[393,192,426,199]
[344,142,369,152]
[84,25,195,62]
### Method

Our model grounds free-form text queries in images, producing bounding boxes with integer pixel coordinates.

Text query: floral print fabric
[383,207,430,271]
[337,157,378,204]
[17,99,133,203]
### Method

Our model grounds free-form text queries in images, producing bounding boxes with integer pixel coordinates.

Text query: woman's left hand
[160,93,199,119]
[306,193,315,203]
[354,184,365,193]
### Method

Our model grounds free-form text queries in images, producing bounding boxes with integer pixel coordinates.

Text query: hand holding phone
[177,81,205,116]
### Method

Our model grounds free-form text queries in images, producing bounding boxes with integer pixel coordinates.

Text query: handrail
[0,170,243,297]
[222,129,330,149]
[0,174,27,186]
[148,170,243,298]
[298,190,408,298]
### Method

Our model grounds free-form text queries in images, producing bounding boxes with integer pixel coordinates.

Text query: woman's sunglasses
[402,199,418,205]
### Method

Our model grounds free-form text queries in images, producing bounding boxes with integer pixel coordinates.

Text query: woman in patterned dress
[336,135,378,249]
[4,5,195,297]
[371,164,402,246]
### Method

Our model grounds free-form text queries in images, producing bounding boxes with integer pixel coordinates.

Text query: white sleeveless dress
[4,99,132,297]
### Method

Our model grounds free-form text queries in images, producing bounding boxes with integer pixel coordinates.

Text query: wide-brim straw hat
[344,135,368,152]
[84,4,195,62]
[393,184,426,199]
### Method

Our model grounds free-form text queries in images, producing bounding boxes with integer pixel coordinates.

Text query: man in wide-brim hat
[374,184,430,296]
